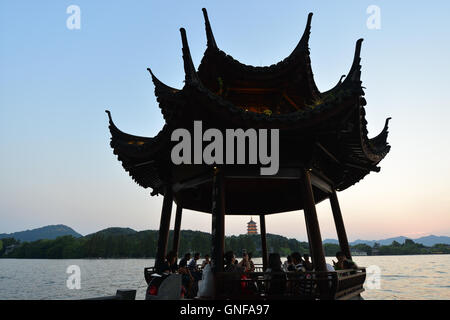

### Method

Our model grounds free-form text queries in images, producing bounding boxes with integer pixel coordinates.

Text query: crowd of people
[156,251,211,297]
[155,249,358,297]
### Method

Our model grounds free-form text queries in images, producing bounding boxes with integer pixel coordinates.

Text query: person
[156,250,177,274]
[302,254,313,271]
[326,262,335,272]
[238,251,251,272]
[178,254,195,297]
[333,251,358,270]
[247,252,256,272]
[197,263,214,298]
[224,251,240,272]
[188,252,201,271]
[265,253,286,295]
[201,254,211,269]
[283,255,294,272]
[179,252,191,269]
[188,252,202,282]
[291,252,305,272]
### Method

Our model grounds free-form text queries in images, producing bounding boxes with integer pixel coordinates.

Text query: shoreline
[1,253,449,260]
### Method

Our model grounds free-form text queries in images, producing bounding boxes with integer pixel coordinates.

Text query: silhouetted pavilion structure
[106,9,391,299]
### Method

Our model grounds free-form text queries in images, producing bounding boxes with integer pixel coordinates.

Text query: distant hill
[2,226,449,259]
[0,224,450,252]
[323,239,339,244]
[351,236,410,246]
[409,235,450,247]
[84,227,137,238]
[0,225,82,242]
[1,229,311,259]
[324,235,450,247]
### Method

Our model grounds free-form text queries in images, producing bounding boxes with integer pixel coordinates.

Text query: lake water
[0,255,449,300]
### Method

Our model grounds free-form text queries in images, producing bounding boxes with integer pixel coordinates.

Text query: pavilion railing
[214,267,366,300]
[145,265,366,300]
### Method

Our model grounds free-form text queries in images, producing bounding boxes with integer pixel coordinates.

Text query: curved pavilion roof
[106,9,391,214]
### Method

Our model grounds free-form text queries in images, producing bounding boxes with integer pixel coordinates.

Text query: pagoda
[247,218,258,235]
[106,9,391,299]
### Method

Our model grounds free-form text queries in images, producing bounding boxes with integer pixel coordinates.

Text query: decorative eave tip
[383,117,392,134]
[290,12,313,57]
[180,27,200,84]
[307,12,313,27]
[105,110,120,132]
[342,38,364,86]
[303,12,313,45]
[105,109,113,123]
[147,67,162,86]
[355,38,364,61]
[202,8,217,49]
[105,109,120,133]
[300,12,313,47]
[370,116,392,153]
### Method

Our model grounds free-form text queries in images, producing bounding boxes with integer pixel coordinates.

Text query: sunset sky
[1,0,449,241]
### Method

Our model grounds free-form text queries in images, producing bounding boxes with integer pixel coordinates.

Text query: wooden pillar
[259,214,268,270]
[303,212,314,262]
[172,205,183,255]
[330,191,352,260]
[301,170,327,272]
[154,186,173,271]
[211,169,225,273]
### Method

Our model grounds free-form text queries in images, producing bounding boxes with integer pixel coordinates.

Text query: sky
[1,0,449,241]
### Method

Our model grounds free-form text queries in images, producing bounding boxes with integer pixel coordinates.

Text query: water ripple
[0,255,449,300]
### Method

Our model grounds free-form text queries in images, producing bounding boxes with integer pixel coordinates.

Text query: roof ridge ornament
[180,28,200,85]
[202,8,217,49]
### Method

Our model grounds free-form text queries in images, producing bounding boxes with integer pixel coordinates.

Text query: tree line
[1,230,449,259]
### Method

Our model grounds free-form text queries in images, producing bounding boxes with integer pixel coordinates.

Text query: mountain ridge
[0,224,82,242]
[1,225,449,247]
[323,235,450,246]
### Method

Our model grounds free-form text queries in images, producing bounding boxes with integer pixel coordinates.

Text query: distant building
[247,218,258,235]
[350,250,368,256]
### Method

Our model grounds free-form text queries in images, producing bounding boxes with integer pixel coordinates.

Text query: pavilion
[106,9,391,299]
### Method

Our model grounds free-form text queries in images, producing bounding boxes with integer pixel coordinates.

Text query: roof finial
[202,8,217,49]
[180,28,200,84]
